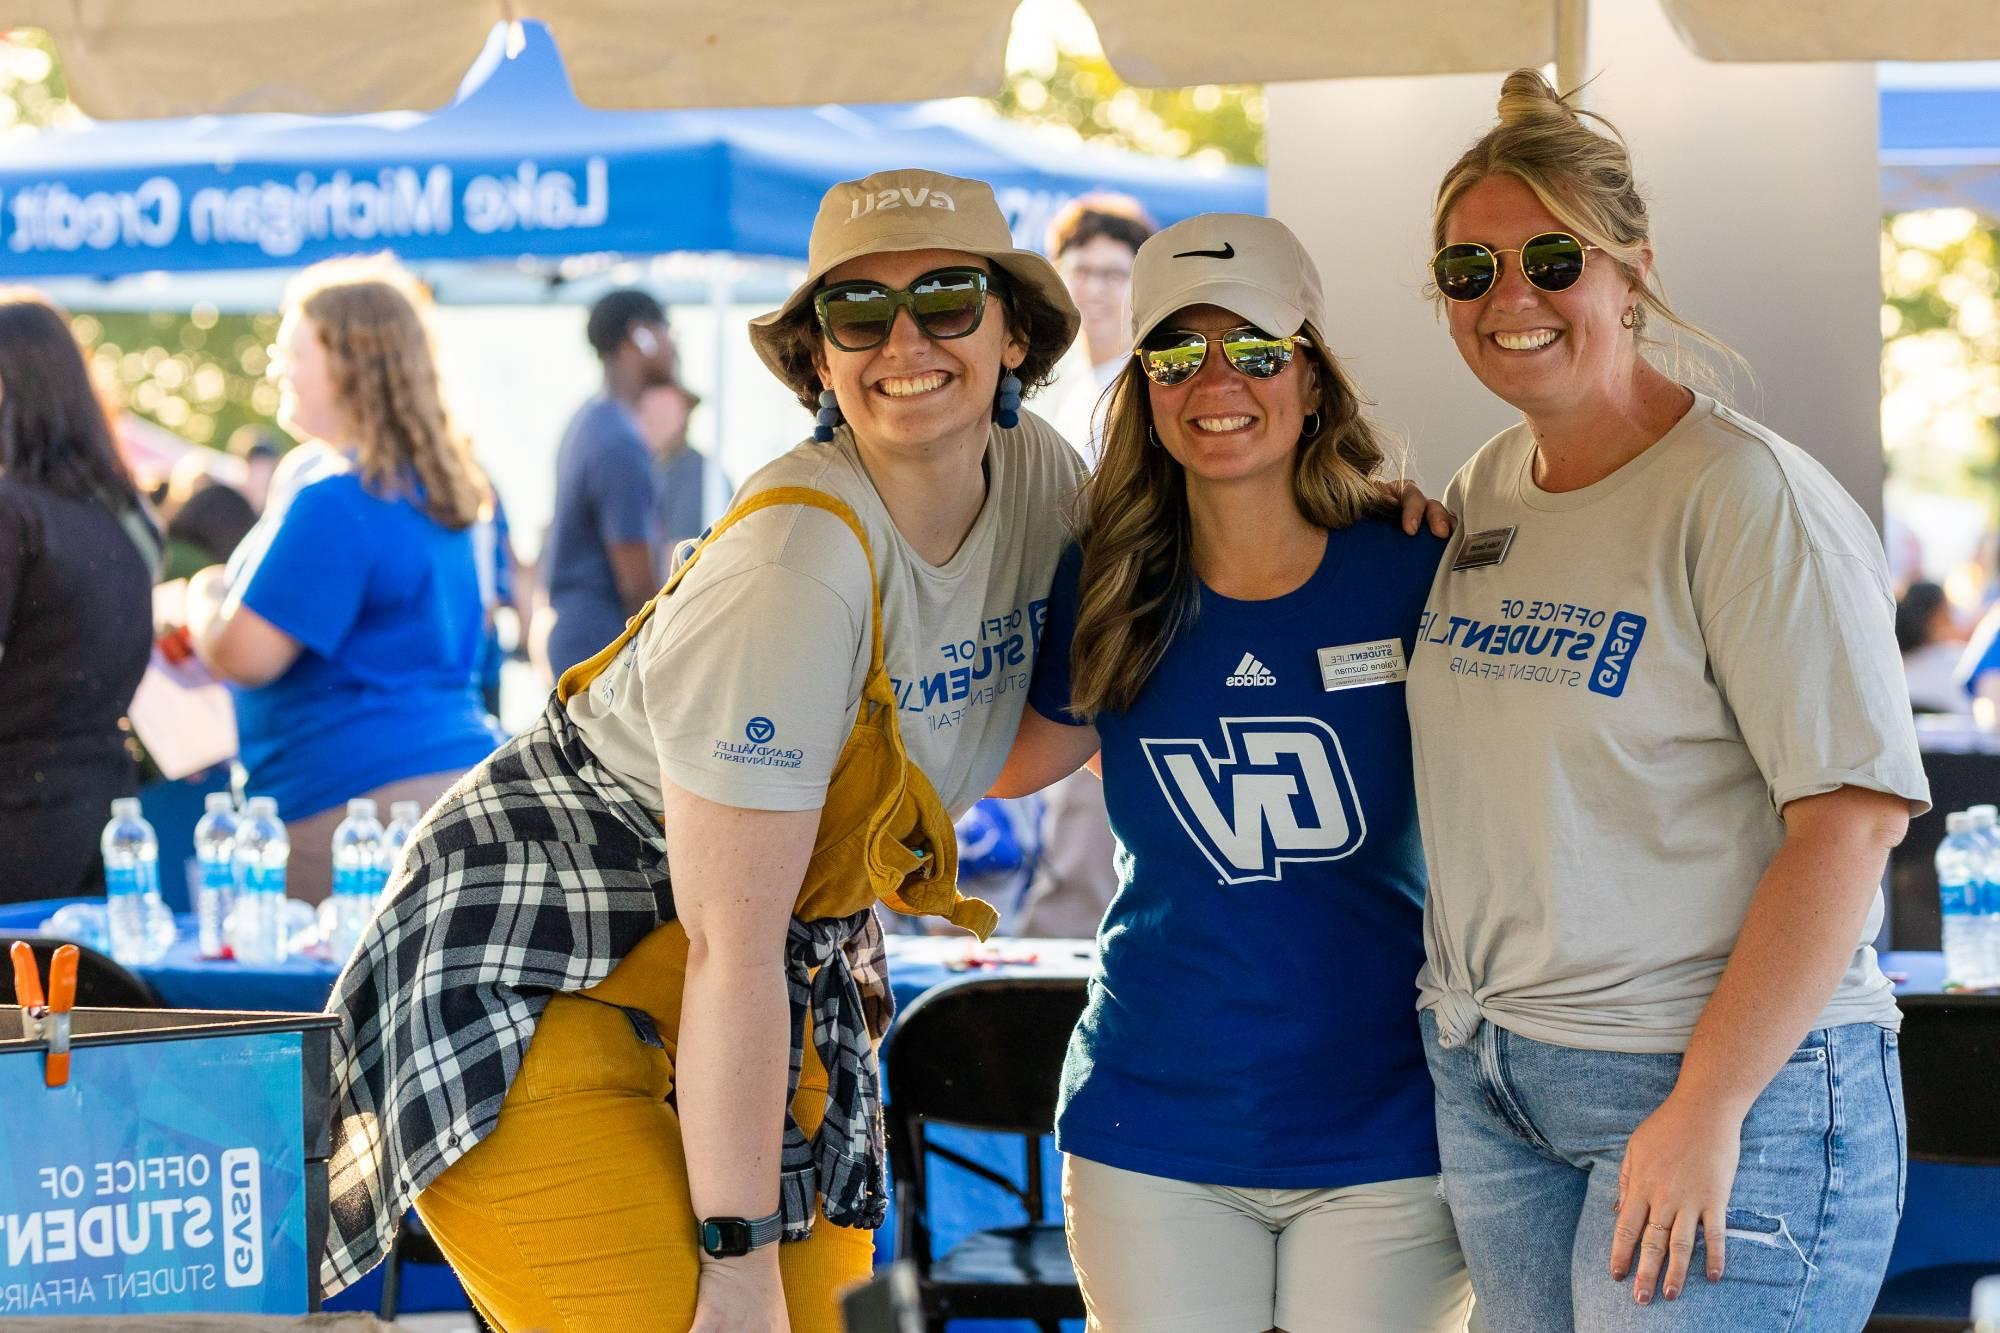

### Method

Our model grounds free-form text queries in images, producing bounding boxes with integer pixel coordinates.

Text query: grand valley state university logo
[1142,718,1365,884]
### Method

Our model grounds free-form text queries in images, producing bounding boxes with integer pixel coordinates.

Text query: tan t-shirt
[1407,394,1930,1054]
[567,412,1082,817]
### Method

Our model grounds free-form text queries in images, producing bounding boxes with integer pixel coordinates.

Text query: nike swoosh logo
[1173,243,1235,260]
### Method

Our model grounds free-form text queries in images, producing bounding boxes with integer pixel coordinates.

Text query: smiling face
[1442,174,1646,421]
[812,248,1026,461]
[1146,304,1318,489]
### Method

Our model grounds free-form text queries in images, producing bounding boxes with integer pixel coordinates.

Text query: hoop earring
[812,388,841,443]
[1620,306,1640,330]
[1300,411,1323,439]
[994,370,1023,429]
[1146,425,1160,448]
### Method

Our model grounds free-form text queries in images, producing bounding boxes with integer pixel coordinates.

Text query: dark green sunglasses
[814,266,996,352]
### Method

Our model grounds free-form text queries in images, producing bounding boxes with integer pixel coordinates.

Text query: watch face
[702,1218,752,1257]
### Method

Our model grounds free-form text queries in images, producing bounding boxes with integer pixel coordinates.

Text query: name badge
[1452,526,1516,571]
[1318,638,1408,692]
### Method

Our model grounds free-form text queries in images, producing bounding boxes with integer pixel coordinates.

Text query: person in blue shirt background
[994,215,1472,1333]
[534,288,679,682]
[187,258,502,901]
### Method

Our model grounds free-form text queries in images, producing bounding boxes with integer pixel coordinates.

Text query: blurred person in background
[228,424,284,515]
[535,288,677,681]
[634,378,714,577]
[1039,193,1157,465]
[1896,580,1967,716]
[158,446,257,580]
[185,258,501,902]
[0,290,159,904]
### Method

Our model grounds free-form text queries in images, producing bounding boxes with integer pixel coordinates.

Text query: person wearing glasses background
[319,169,1099,1333]
[183,257,501,903]
[1407,70,1925,1332]
[993,214,1471,1333]
[1041,192,1157,465]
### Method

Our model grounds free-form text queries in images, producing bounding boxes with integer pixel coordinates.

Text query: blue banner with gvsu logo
[0,1031,309,1316]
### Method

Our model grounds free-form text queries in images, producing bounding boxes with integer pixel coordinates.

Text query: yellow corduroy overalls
[414,487,997,1332]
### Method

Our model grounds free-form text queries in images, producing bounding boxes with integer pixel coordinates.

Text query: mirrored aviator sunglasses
[813,266,993,352]
[1431,231,1597,302]
[1136,327,1309,388]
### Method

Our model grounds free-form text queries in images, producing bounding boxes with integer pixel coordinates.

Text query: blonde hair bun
[1494,68,1579,131]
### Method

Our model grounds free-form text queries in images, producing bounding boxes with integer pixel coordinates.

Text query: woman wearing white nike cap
[995,213,1472,1333]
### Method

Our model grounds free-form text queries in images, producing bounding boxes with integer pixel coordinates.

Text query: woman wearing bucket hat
[993,214,1473,1332]
[318,168,1095,1331]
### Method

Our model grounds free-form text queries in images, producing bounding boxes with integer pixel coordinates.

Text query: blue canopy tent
[1880,70,2000,219]
[0,20,1263,281]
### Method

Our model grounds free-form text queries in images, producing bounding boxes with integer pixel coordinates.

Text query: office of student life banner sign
[0,1031,311,1316]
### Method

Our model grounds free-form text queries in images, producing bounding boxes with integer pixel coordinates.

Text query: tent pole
[1556,0,1591,103]
[705,261,732,526]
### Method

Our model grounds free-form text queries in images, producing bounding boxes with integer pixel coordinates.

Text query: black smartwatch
[700,1208,784,1259]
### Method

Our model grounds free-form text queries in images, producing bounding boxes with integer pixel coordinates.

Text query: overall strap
[557,486,886,703]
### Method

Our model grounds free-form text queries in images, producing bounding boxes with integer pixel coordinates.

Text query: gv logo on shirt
[1141,718,1366,885]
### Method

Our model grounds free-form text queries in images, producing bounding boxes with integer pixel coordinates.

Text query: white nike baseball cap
[1128,213,1327,346]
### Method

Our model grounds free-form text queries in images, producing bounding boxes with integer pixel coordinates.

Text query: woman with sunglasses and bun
[1405,71,1924,1332]
[995,214,1472,1333]
[319,169,1095,1332]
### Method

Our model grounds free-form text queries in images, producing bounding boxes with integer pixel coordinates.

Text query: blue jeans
[1420,1011,1905,1332]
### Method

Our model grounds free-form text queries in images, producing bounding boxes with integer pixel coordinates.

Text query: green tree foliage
[75,308,284,452]
[1881,210,2000,499]
[0,27,73,131]
[990,47,1265,167]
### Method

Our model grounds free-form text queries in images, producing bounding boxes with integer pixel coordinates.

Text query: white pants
[1064,1155,1474,1333]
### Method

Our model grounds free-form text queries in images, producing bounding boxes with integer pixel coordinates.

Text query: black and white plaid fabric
[320,696,893,1295]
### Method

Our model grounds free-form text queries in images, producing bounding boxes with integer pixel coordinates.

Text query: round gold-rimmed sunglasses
[1431,232,1600,303]
[1135,326,1311,388]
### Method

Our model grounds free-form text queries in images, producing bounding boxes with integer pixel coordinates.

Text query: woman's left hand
[1611,1091,1744,1304]
[1378,479,1456,538]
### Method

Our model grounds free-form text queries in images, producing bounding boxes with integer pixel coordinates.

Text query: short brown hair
[1046,193,1157,260]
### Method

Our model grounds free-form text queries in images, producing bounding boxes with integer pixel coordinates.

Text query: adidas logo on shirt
[1225,652,1277,687]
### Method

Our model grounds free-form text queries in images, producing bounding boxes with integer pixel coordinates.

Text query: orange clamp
[10,941,78,1088]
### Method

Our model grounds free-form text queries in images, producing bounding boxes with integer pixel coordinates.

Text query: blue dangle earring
[993,370,1023,429]
[813,388,842,443]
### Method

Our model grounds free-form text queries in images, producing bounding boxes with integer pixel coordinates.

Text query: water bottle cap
[1971,804,1998,826]
[1947,811,1974,834]
[1973,1273,2000,1322]
[110,797,142,819]
[348,798,378,819]
[204,792,234,814]
[247,796,279,817]
[391,801,421,822]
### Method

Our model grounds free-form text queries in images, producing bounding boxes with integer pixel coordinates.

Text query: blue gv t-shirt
[1031,520,1446,1188]
[230,470,502,821]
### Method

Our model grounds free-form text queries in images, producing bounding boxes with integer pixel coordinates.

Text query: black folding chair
[1866,994,2000,1331]
[0,935,163,1008]
[882,973,1089,1333]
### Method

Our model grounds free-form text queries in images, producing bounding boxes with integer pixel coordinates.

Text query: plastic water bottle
[230,796,291,965]
[1937,811,1983,987]
[383,800,421,881]
[320,799,387,963]
[101,798,172,965]
[192,792,239,960]
[1968,805,2000,988]
[1972,1272,2000,1331]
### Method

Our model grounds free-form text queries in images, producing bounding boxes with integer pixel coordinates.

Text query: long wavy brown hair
[1068,323,1394,716]
[286,258,488,529]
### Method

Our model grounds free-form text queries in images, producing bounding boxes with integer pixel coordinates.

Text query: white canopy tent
[10,0,2000,119]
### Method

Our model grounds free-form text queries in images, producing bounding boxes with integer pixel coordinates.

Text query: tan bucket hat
[748,169,1080,390]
